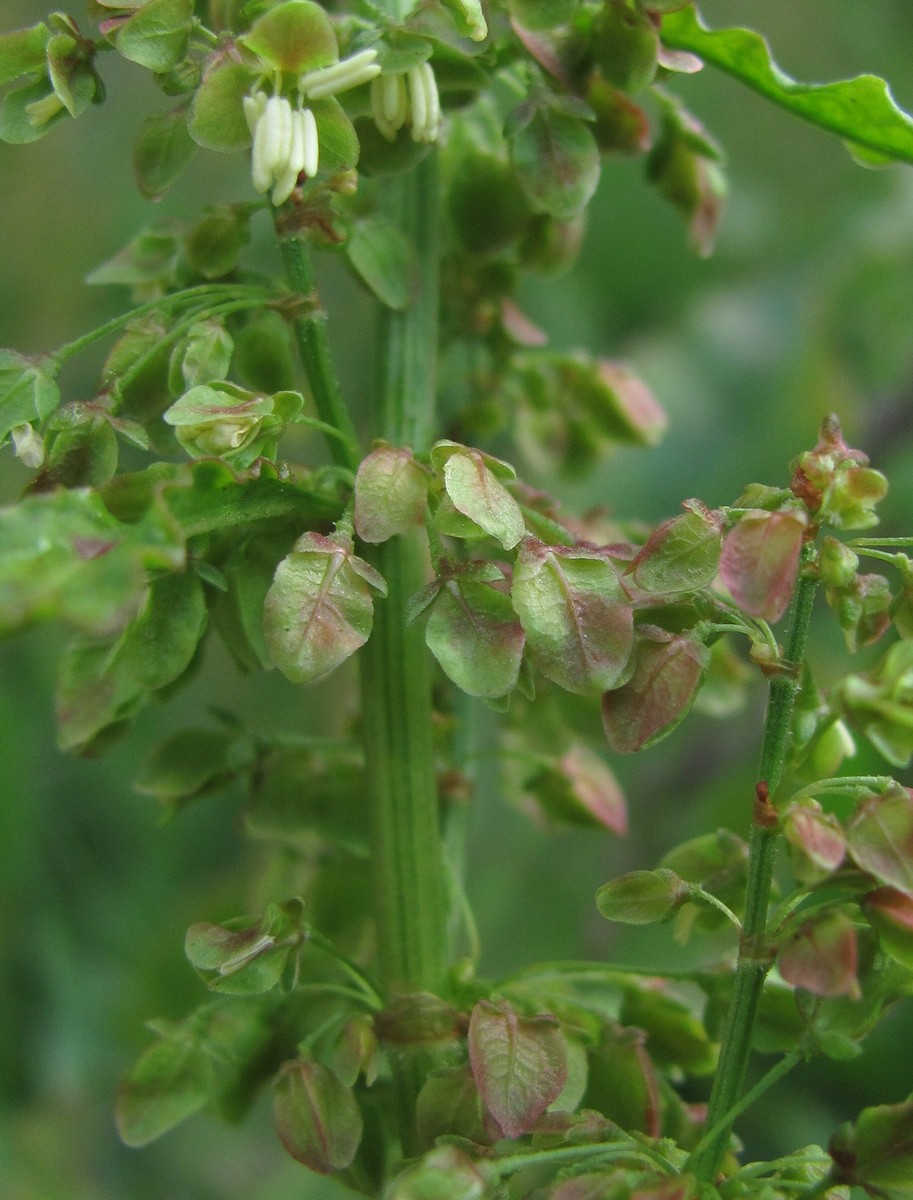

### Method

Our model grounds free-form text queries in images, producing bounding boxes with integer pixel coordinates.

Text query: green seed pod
[518,211,586,275]
[447,154,533,256]
[592,1,659,94]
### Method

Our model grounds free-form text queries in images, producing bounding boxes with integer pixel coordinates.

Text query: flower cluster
[370,63,441,144]
[245,48,380,204]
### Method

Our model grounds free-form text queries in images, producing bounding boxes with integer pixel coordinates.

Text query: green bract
[164,382,302,465]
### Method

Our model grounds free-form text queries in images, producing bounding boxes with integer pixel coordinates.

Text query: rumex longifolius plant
[3,3,913,1199]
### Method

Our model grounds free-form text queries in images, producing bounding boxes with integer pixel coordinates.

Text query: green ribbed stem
[361,157,448,997]
[691,563,818,1182]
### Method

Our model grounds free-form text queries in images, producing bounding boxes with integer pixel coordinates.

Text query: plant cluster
[3,3,913,1199]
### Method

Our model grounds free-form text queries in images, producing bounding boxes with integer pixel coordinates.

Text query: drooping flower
[245,92,318,204]
[243,48,380,204]
[370,62,441,144]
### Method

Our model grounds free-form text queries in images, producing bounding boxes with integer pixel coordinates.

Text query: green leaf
[240,1,338,74]
[720,508,807,622]
[114,0,194,73]
[0,487,182,639]
[263,532,386,684]
[133,104,195,200]
[310,95,360,172]
[439,445,525,550]
[273,1057,363,1173]
[184,206,251,279]
[134,728,236,804]
[46,35,96,119]
[583,1022,660,1137]
[150,459,345,540]
[847,785,913,897]
[630,501,723,595]
[778,909,860,1000]
[525,743,627,834]
[245,744,369,855]
[346,217,415,311]
[601,630,709,752]
[168,320,234,393]
[596,868,690,925]
[40,415,119,489]
[661,7,913,166]
[509,106,600,221]
[0,350,60,443]
[619,983,717,1075]
[425,577,525,699]
[188,60,252,152]
[185,908,294,994]
[0,23,50,87]
[511,538,634,695]
[56,570,207,750]
[116,1031,215,1147]
[468,999,567,1139]
[385,1145,495,1200]
[354,445,430,543]
[864,888,913,971]
[416,1065,486,1147]
[830,1097,913,1197]
[0,78,69,144]
[86,224,181,289]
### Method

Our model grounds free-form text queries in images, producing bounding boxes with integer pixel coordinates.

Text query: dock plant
[3,2,913,1197]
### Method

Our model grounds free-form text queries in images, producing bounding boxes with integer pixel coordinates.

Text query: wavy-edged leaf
[263,532,385,684]
[0,349,60,443]
[425,577,525,699]
[273,1057,363,1173]
[0,487,182,639]
[114,0,194,73]
[0,22,49,87]
[661,7,913,166]
[512,538,633,695]
[468,999,567,1138]
[116,1031,215,1147]
[346,217,414,311]
[134,104,196,200]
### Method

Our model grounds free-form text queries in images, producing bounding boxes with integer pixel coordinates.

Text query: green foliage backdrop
[2,1,913,1196]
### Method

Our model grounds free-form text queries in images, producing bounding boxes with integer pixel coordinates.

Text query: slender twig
[691,557,819,1183]
[275,218,360,470]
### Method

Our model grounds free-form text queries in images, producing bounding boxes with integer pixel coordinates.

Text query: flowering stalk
[690,561,819,1181]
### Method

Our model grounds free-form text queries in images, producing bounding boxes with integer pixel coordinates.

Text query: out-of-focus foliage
[2,0,913,1195]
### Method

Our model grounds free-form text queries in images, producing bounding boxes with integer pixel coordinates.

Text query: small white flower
[248,92,320,204]
[246,49,381,204]
[369,62,441,145]
[371,73,408,142]
[408,63,441,144]
[11,423,44,469]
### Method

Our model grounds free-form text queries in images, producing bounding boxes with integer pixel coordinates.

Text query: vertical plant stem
[361,157,448,996]
[275,219,360,471]
[691,561,818,1182]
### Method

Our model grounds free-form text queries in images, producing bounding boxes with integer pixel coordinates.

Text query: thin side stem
[52,283,274,366]
[691,562,818,1183]
[685,1049,803,1172]
[275,220,360,471]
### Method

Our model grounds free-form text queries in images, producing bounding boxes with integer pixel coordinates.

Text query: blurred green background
[2,1,913,1196]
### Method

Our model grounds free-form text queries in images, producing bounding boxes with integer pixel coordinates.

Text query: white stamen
[300,107,319,178]
[299,48,381,100]
[407,66,428,143]
[370,74,406,141]
[243,90,267,135]
[419,62,441,142]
